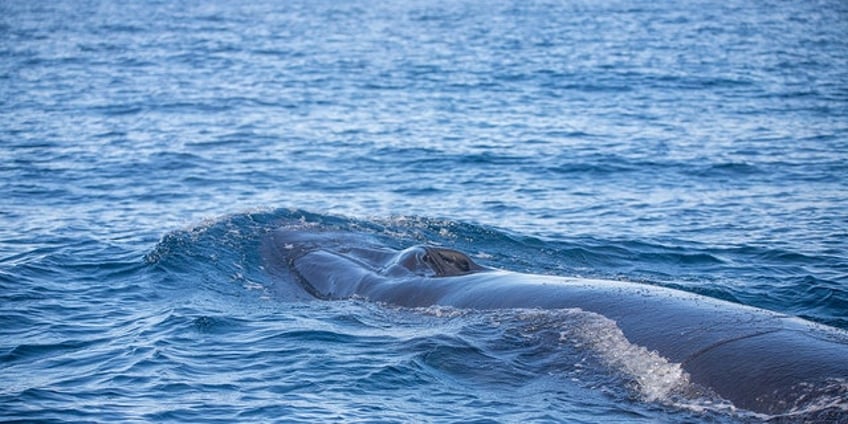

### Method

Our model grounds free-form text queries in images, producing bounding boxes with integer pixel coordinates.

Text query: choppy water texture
[2,0,848,422]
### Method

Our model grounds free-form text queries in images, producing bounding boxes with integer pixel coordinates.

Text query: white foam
[565,311,690,402]
[399,305,736,412]
[780,378,848,420]
[508,308,698,403]
[413,304,471,319]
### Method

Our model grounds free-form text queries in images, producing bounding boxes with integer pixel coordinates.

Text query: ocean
[2,0,847,422]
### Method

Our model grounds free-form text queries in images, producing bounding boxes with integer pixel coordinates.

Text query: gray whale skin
[262,228,848,416]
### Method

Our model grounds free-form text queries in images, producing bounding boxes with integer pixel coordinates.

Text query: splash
[566,312,690,402]
[505,309,698,403]
[770,379,848,422]
[415,305,706,406]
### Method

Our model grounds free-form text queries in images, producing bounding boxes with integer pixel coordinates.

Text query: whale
[261,227,848,417]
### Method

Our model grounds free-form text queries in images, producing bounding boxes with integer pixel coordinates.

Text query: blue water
[2,0,848,422]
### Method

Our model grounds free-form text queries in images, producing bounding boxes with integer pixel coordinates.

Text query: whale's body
[262,228,848,416]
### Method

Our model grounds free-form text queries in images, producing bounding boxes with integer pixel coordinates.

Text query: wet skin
[262,228,848,415]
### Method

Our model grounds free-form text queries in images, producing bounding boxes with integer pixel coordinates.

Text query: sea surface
[2,0,848,422]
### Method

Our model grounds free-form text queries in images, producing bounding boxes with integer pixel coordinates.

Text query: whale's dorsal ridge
[422,246,485,277]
